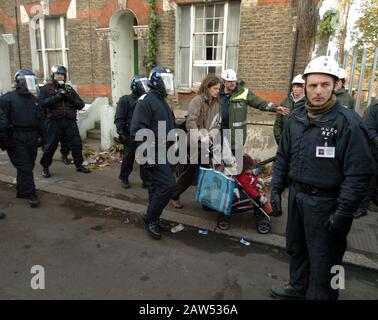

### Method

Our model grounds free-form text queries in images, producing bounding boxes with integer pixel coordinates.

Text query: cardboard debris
[82,143,123,171]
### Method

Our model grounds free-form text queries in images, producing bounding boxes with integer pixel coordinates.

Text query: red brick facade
[0,0,314,105]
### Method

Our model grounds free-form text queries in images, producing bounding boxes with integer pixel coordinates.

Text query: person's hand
[58,88,67,95]
[328,208,353,237]
[65,85,73,94]
[119,134,128,145]
[276,106,290,116]
[0,135,11,150]
[37,136,46,149]
[258,195,268,205]
[270,189,282,217]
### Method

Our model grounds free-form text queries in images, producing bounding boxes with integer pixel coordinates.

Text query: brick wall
[1,0,313,105]
[155,9,176,72]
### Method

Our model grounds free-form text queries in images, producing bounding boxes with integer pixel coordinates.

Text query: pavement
[0,139,377,271]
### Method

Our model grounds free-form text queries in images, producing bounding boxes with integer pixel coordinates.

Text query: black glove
[119,133,128,145]
[37,136,46,149]
[328,208,353,236]
[270,189,282,217]
[53,92,64,102]
[0,134,11,150]
[373,136,378,149]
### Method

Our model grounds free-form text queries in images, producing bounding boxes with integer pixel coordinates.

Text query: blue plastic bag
[195,167,235,215]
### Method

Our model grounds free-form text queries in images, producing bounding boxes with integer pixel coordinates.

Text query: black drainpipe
[14,1,22,69]
[289,21,299,95]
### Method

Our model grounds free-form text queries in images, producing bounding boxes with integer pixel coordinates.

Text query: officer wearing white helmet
[273,74,306,144]
[270,56,373,300]
[219,69,289,152]
[335,67,355,110]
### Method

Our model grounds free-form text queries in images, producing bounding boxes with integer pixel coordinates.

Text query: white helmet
[338,67,347,80]
[292,74,305,85]
[303,56,340,79]
[221,69,237,81]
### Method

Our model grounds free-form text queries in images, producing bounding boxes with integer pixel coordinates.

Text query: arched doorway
[109,10,138,105]
[0,25,12,95]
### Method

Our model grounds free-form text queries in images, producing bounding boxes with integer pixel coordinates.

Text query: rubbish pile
[82,143,123,170]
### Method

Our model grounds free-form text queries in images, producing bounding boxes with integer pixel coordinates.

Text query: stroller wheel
[256,219,271,234]
[217,215,231,230]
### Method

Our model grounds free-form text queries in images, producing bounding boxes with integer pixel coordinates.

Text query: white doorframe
[0,26,12,95]
[109,10,136,106]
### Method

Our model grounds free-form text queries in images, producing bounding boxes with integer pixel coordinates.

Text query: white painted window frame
[177,1,239,89]
[32,16,69,81]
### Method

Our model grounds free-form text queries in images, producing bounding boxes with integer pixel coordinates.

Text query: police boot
[76,165,91,173]
[121,179,130,189]
[353,208,368,219]
[270,284,305,300]
[0,212,6,220]
[158,219,172,232]
[62,155,72,165]
[42,167,51,178]
[28,195,40,208]
[143,218,161,240]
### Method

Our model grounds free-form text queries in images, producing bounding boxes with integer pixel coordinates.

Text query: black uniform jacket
[272,101,373,212]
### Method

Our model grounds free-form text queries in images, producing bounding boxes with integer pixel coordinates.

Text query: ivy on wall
[146,0,159,74]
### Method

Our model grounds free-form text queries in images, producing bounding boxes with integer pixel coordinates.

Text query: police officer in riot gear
[270,56,373,300]
[354,99,378,217]
[0,69,45,207]
[39,65,90,177]
[114,75,150,189]
[130,67,177,240]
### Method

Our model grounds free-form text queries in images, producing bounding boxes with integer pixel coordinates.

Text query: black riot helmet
[51,65,67,87]
[148,66,175,96]
[130,75,149,96]
[14,69,38,95]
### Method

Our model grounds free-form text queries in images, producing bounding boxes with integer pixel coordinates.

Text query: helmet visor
[161,73,175,95]
[138,78,150,94]
[22,75,38,95]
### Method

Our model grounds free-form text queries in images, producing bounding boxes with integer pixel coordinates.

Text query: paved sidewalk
[0,140,377,271]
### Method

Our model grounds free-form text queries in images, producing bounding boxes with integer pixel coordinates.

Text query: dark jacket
[335,87,355,110]
[363,99,378,142]
[130,90,176,145]
[220,82,277,147]
[114,92,140,136]
[363,99,378,162]
[272,101,373,213]
[0,90,45,135]
[38,83,85,120]
[273,94,306,144]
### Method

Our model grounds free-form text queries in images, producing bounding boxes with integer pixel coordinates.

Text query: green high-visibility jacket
[221,83,277,149]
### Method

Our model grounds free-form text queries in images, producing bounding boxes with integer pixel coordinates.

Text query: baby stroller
[217,167,273,234]
[196,138,274,234]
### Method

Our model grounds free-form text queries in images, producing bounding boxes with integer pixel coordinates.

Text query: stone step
[87,128,101,140]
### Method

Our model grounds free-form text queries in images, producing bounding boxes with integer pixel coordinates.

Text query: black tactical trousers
[144,163,176,222]
[40,118,83,168]
[286,186,350,300]
[60,133,70,157]
[7,131,38,197]
[119,137,149,184]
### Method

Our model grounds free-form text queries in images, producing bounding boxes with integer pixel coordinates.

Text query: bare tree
[337,0,354,65]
